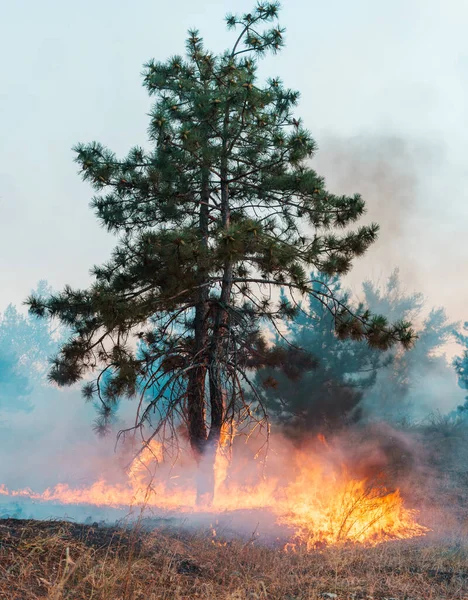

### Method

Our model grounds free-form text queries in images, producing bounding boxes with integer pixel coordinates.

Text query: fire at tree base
[0,434,430,549]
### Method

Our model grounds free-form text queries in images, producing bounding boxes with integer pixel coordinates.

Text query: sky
[1,0,468,327]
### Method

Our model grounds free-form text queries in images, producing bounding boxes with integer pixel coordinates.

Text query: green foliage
[360,272,456,421]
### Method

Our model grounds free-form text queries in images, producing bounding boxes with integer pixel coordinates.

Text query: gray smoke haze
[0,297,465,545]
[287,133,465,418]
[313,133,467,331]
[311,133,465,417]
[314,134,434,288]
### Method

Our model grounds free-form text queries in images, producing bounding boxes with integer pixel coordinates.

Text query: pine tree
[0,282,64,412]
[27,3,414,502]
[453,323,468,415]
[362,271,456,421]
[257,270,456,435]
[255,273,389,437]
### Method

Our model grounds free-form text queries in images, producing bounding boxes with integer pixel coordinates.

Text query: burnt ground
[1,518,468,599]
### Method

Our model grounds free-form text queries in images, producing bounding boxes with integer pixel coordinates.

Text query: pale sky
[1,0,467,325]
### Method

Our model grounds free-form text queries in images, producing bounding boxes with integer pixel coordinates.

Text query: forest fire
[0,435,428,548]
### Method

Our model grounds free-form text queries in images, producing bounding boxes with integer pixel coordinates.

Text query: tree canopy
[27,3,414,500]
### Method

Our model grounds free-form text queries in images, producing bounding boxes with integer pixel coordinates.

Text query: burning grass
[3,425,465,598]
[1,518,468,600]
[0,433,429,547]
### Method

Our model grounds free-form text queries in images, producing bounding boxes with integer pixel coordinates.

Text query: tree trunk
[199,145,233,503]
[188,107,232,505]
[187,362,208,457]
[186,166,217,504]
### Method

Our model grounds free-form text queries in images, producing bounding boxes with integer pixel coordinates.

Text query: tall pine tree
[28,3,414,502]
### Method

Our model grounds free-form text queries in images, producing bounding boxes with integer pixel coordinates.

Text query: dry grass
[1,519,468,599]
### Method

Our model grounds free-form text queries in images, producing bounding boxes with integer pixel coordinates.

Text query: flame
[214,421,235,495]
[272,455,427,547]
[0,436,428,547]
[317,433,328,447]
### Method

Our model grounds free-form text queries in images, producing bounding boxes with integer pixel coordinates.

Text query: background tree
[255,273,389,438]
[0,283,120,496]
[453,322,468,416]
[361,271,457,421]
[28,3,413,502]
[258,270,456,435]
[0,281,62,412]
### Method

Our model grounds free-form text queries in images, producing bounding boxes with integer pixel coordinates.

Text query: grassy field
[1,518,468,600]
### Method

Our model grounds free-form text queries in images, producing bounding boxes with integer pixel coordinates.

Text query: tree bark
[186,168,212,498]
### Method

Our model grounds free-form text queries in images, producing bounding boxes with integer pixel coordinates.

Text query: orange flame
[0,436,428,547]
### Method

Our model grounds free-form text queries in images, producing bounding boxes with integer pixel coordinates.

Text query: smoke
[311,133,464,415]
[313,134,439,291]
[0,288,137,493]
[311,131,468,369]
